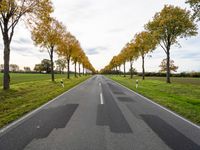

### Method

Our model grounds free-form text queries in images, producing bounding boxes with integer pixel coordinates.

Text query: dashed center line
[100,93,104,105]
[99,82,103,104]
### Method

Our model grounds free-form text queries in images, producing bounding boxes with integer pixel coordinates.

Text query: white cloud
[0,0,199,72]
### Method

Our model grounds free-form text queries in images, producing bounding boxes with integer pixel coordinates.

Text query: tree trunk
[166,48,171,83]
[85,69,87,76]
[83,65,84,76]
[67,59,70,79]
[3,34,10,90]
[123,62,126,77]
[79,63,81,76]
[119,65,121,76]
[49,47,54,82]
[74,62,77,78]
[142,55,145,80]
[130,60,133,79]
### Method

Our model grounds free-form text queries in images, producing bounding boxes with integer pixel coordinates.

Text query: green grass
[108,75,200,125]
[0,73,90,128]
[0,73,70,86]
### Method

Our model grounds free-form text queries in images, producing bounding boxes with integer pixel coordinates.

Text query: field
[108,75,200,125]
[0,73,90,128]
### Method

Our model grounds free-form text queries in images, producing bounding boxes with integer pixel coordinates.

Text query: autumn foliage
[101,4,197,83]
[0,0,95,90]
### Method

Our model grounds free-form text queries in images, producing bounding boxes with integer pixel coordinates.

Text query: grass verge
[0,74,90,128]
[108,75,200,125]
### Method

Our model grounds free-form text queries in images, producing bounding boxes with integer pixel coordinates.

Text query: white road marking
[107,77,200,130]
[100,93,104,105]
[99,82,101,87]
[0,77,92,135]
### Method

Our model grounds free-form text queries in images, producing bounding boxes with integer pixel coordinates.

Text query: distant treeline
[0,70,85,75]
[102,70,200,78]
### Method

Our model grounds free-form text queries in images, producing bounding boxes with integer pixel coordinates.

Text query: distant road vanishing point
[0,75,200,150]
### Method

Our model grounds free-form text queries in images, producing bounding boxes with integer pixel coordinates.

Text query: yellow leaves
[146,5,198,46]
[57,32,76,58]
[0,0,53,21]
[159,59,178,73]
[0,0,53,41]
[102,4,198,74]
[31,17,64,51]
[186,0,200,21]
[134,31,157,56]
[55,28,95,72]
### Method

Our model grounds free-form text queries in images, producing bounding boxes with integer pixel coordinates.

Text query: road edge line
[0,76,94,135]
[106,76,200,130]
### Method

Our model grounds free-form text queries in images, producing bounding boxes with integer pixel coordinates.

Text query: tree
[81,55,95,75]
[126,42,139,78]
[159,59,178,73]
[32,18,64,81]
[0,0,53,90]
[24,67,31,72]
[186,0,200,21]
[34,59,51,73]
[0,64,4,72]
[101,41,139,77]
[110,56,119,72]
[55,59,66,74]
[134,31,157,80]
[116,55,123,75]
[57,32,79,79]
[34,64,43,73]
[129,68,137,74]
[72,43,82,78]
[77,51,85,76]
[41,59,51,73]
[10,64,19,72]
[146,5,197,83]
[119,50,128,77]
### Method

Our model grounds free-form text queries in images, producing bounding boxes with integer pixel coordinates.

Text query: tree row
[0,0,95,90]
[101,2,199,83]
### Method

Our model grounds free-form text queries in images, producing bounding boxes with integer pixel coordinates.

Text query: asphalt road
[0,75,200,150]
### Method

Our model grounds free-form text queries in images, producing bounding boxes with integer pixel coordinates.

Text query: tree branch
[159,42,167,54]
[0,22,4,35]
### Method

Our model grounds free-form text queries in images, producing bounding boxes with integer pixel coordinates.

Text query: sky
[0,0,200,72]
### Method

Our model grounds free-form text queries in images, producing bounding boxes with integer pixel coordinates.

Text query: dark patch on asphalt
[0,104,78,150]
[141,115,200,150]
[126,104,141,119]
[113,91,125,95]
[118,97,135,102]
[107,83,125,95]
[96,105,109,126]
[96,84,132,133]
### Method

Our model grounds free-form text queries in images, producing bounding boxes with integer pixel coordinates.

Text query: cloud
[86,46,107,55]
[172,51,200,61]
[0,43,3,50]
[13,37,32,45]
[107,28,125,34]
[1,0,200,72]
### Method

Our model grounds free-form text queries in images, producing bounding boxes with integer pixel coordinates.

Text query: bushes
[104,71,200,78]
[136,72,200,78]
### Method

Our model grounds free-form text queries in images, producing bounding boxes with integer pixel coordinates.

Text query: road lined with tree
[0,0,53,90]
[0,75,199,150]
[101,4,198,83]
[0,0,95,90]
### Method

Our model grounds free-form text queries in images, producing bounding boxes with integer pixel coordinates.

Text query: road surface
[0,75,200,150]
